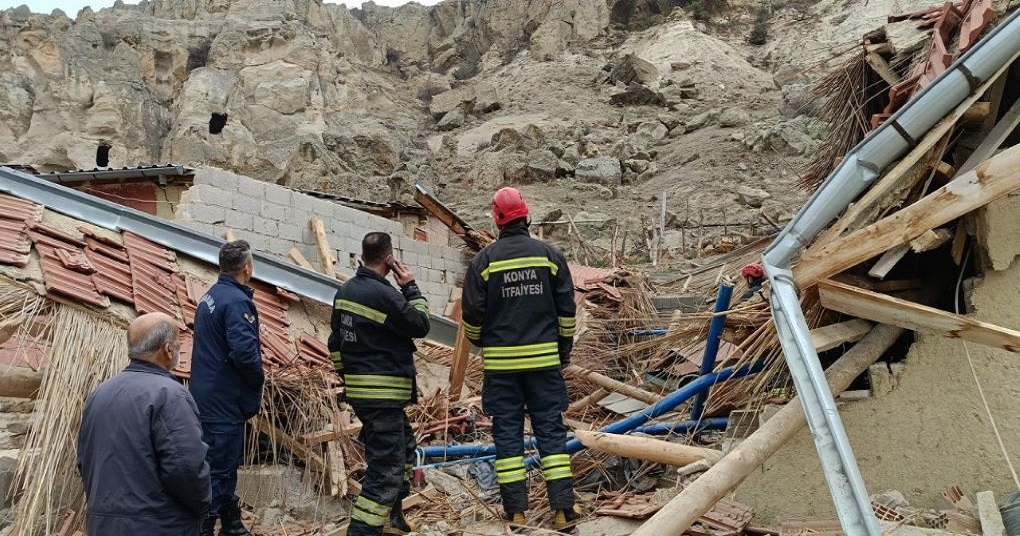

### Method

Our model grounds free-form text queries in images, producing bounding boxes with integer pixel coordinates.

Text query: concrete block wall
[175,167,468,314]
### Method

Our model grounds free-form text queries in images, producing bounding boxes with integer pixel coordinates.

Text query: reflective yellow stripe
[480,256,558,282]
[543,467,573,481]
[331,351,343,369]
[483,342,559,357]
[541,454,571,467]
[497,469,528,484]
[462,321,481,338]
[484,355,561,371]
[345,389,412,400]
[352,495,389,526]
[559,327,576,337]
[335,299,388,324]
[409,298,429,314]
[345,375,412,389]
[355,496,390,516]
[557,317,576,327]
[495,456,525,470]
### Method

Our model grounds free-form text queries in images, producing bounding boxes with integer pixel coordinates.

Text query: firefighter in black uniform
[328,232,430,536]
[462,187,582,530]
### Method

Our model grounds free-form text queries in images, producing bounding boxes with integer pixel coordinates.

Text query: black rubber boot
[218,502,253,536]
[201,516,217,536]
[383,511,416,535]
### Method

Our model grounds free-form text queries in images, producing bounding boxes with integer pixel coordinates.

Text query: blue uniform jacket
[190,274,265,423]
[77,361,212,536]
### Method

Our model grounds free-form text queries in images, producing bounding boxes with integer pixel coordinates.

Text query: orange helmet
[741,263,765,279]
[491,187,529,227]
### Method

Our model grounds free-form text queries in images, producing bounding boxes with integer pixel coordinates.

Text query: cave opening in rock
[96,143,111,168]
[209,113,228,134]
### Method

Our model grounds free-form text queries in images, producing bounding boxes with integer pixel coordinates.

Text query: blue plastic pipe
[633,417,729,435]
[689,283,734,420]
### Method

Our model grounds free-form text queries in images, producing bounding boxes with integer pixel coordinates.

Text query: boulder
[608,54,659,86]
[436,107,465,131]
[575,156,622,185]
[624,159,650,174]
[635,121,668,141]
[687,108,720,131]
[718,108,751,128]
[734,185,770,208]
[525,149,560,182]
[610,84,667,107]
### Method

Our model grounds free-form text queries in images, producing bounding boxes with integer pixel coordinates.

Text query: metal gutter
[41,165,194,185]
[0,166,458,346]
[761,10,1020,535]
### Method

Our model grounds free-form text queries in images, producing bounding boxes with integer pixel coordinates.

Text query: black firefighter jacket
[77,361,212,536]
[328,266,431,408]
[461,224,577,373]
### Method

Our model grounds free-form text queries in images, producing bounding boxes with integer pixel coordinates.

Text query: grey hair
[219,240,252,275]
[127,320,177,361]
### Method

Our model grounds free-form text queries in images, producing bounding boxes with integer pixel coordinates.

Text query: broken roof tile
[55,248,97,274]
[84,237,130,264]
[28,222,86,248]
[123,232,177,272]
[172,330,193,379]
[36,245,110,308]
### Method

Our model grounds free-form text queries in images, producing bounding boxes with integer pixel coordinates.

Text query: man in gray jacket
[78,312,212,535]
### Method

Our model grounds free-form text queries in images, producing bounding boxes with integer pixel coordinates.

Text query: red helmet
[741,263,764,279]
[491,187,529,227]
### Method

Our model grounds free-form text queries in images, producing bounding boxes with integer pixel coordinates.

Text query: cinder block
[181,221,216,237]
[402,251,419,267]
[224,210,254,231]
[278,223,303,242]
[196,168,239,191]
[203,186,235,209]
[237,177,266,198]
[261,201,288,222]
[268,238,293,257]
[253,218,279,237]
[246,233,271,252]
[231,193,260,213]
[192,204,226,225]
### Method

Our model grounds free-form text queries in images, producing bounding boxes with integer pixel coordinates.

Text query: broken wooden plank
[565,365,662,405]
[962,101,991,126]
[448,320,470,402]
[809,319,873,352]
[224,229,237,242]
[289,247,314,271]
[951,224,968,265]
[303,422,364,445]
[326,441,348,497]
[910,228,953,252]
[628,325,905,536]
[959,95,1020,175]
[866,51,902,85]
[251,417,326,472]
[817,279,1020,352]
[798,142,1020,287]
[568,387,610,413]
[976,490,1006,536]
[837,275,923,293]
[573,430,722,467]
[868,244,910,280]
[309,215,336,278]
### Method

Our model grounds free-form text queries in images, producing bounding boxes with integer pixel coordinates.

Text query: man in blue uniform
[78,312,211,536]
[328,232,430,536]
[191,240,264,536]
[461,187,581,530]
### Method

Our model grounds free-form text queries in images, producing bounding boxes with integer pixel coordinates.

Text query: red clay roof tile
[36,245,110,308]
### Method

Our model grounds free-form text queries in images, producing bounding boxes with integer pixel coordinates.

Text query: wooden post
[310,215,336,278]
[289,247,314,271]
[565,365,661,405]
[573,430,723,466]
[568,388,611,413]
[611,221,620,268]
[326,441,348,497]
[657,191,667,266]
[629,325,905,536]
[448,320,471,402]
[797,143,1020,288]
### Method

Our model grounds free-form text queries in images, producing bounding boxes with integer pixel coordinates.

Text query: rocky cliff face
[0,0,921,261]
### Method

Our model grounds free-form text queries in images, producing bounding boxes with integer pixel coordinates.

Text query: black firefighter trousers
[483,369,576,514]
[348,406,416,536]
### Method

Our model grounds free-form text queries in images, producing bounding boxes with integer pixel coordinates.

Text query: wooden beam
[565,365,662,405]
[976,490,1007,536]
[288,247,314,271]
[817,279,1020,352]
[251,417,326,472]
[909,228,953,252]
[568,387,611,413]
[958,94,1020,175]
[836,275,923,293]
[224,229,237,241]
[573,430,723,467]
[962,101,991,126]
[326,441,348,497]
[797,142,1020,287]
[447,320,470,402]
[866,52,901,85]
[867,244,910,280]
[629,325,905,536]
[309,215,336,278]
[809,319,873,352]
[303,421,364,445]
[810,55,1017,247]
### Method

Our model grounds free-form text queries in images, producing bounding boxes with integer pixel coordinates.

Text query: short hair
[127,320,177,361]
[219,240,252,274]
[362,232,392,265]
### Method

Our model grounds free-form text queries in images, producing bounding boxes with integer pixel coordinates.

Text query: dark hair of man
[362,232,392,266]
[219,240,252,274]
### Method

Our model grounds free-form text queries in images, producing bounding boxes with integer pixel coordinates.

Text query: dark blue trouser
[482,369,575,513]
[202,421,245,517]
[348,406,416,536]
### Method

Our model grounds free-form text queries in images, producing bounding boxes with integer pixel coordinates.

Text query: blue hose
[632,417,729,435]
